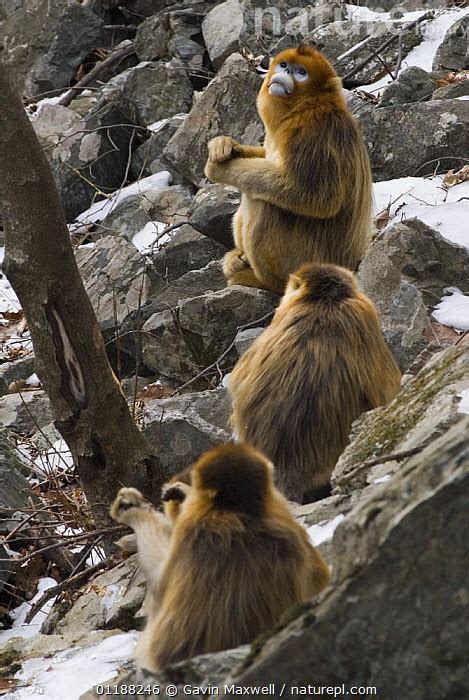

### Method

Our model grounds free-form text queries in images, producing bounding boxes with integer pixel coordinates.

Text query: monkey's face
[267,57,309,98]
[258,46,340,124]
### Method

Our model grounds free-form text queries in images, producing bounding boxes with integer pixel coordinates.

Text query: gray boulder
[142,387,231,479]
[189,184,240,248]
[130,115,186,180]
[433,15,469,72]
[228,411,469,699]
[379,66,434,107]
[141,286,277,382]
[151,224,227,288]
[0,356,35,396]
[202,0,244,70]
[333,344,469,494]
[164,54,263,186]
[0,391,54,434]
[26,2,104,97]
[359,99,469,180]
[311,19,422,84]
[358,218,469,369]
[43,555,145,636]
[97,60,193,127]
[432,81,469,100]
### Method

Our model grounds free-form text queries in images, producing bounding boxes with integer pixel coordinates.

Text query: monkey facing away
[228,263,401,503]
[204,45,372,294]
[111,443,330,671]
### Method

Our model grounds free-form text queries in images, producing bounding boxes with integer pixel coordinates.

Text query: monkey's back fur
[136,444,330,670]
[229,264,401,503]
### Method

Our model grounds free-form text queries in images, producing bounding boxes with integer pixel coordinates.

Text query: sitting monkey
[228,263,401,503]
[111,443,330,670]
[205,45,372,294]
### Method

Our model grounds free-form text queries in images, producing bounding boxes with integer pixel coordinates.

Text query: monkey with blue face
[205,45,372,294]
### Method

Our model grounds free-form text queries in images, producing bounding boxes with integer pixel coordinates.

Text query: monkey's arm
[111,488,172,588]
[205,156,343,219]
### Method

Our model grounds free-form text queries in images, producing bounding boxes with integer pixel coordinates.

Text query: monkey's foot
[229,268,284,295]
[110,487,152,524]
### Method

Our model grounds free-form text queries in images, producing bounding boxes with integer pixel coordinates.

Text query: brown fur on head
[112,443,330,671]
[229,263,401,503]
[192,443,272,518]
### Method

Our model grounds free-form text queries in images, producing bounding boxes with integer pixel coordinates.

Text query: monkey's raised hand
[111,487,152,525]
[207,136,239,164]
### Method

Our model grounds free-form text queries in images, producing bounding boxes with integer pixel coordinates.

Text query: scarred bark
[0,58,164,534]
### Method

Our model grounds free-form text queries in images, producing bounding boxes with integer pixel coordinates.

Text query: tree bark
[0,59,164,536]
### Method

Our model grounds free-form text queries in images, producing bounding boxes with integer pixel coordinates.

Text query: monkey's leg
[228,267,282,293]
[110,488,171,588]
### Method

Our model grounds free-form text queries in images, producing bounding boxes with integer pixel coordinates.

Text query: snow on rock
[0,247,21,314]
[308,514,345,546]
[131,221,168,254]
[74,172,173,227]
[458,390,469,415]
[432,288,469,331]
[0,578,57,644]
[11,632,139,700]
[373,176,469,249]
[360,8,469,95]
[374,474,392,484]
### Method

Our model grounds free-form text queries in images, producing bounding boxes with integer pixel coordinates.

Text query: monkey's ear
[289,273,302,289]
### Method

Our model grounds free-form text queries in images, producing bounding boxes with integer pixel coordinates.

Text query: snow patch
[374,474,391,484]
[131,221,168,254]
[34,438,74,475]
[373,176,469,249]
[458,390,469,415]
[11,632,138,700]
[308,514,345,546]
[0,578,57,644]
[432,288,469,331]
[74,172,173,227]
[361,8,469,95]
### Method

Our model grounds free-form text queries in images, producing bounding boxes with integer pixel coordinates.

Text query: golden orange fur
[111,444,330,671]
[204,45,372,294]
[228,263,401,503]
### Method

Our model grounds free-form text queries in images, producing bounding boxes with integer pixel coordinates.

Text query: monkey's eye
[294,66,309,82]
[279,61,288,69]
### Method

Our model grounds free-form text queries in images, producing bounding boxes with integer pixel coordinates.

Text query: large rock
[129,115,186,181]
[202,0,244,70]
[97,60,193,127]
[189,184,239,248]
[43,555,145,636]
[0,391,54,434]
[32,102,136,221]
[0,356,35,396]
[141,286,277,382]
[333,344,469,494]
[76,236,158,340]
[360,99,469,181]
[25,2,104,97]
[358,218,469,369]
[0,0,72,95]
[228,412,469,698]
[433,16,469,72]
[142,387,231,479]
[164,54,263,186]
[379,66,434,107]
[0,430,39,593]
[151,224,226,288]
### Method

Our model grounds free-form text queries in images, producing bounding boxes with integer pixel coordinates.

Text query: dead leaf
[424,321,461,346]
[0,679,18,694]
[442,165,469,189]
[374,206,391,231]
[136,382,175,404]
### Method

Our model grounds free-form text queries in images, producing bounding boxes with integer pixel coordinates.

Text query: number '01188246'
[96,685,161,695]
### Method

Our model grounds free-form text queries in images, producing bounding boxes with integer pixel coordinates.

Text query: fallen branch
[335,446,424,486]
[24,552,118,624]
[58,44,136,108]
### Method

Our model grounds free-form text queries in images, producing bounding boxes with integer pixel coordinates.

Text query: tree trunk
[0,59,164,536]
